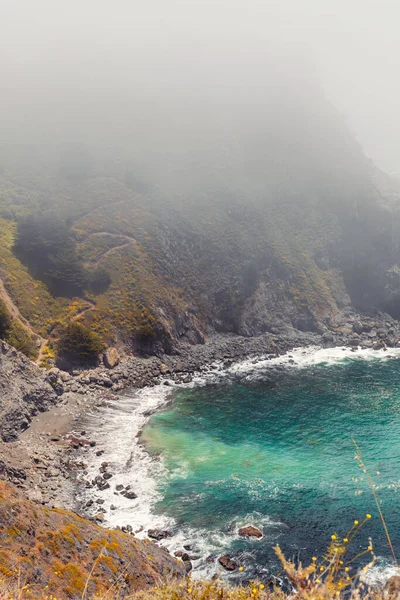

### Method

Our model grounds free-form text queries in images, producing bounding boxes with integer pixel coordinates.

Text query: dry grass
[0,552,392,600]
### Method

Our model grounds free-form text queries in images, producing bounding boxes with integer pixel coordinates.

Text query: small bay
[141,351,400,580]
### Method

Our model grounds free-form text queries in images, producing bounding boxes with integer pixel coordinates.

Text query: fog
[1,0,400,179]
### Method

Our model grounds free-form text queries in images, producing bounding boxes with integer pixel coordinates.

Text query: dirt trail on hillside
[70,300,96,322]
[0,277,97,365]
[86,232,137,268]
[0,276,47,362]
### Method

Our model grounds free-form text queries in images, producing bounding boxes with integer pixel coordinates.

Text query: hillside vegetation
[1,85,400,365]
[0,481,184,599]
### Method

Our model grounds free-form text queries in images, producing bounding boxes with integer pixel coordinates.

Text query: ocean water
[76,347,400,584]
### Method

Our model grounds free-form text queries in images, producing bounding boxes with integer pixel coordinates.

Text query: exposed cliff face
[0,340,58,440]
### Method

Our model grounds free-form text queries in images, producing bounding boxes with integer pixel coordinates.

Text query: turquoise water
[141,350,400,579]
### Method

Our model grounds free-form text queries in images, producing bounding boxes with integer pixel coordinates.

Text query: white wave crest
[74,344,400,573]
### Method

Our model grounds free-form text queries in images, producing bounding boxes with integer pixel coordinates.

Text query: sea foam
[74,344,400,579]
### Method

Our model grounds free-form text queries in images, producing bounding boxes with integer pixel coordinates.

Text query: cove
[141,349,400,581]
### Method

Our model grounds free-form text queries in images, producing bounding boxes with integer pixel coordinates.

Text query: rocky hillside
[1,81,400,362]
[0,340,57,441]
[0,481,184,599]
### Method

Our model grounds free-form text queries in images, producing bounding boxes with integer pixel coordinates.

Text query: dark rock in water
[184,561,193,573]
[110,504,117,510]
[96,450,105,457]
[148,528,172,541]
[181,553,191,562]
[227,520,237,533]
[238,525,263,538]
[183,544,192,551]
[123,491,137,500]
[373,340,387,350]
[206,554,217,564]
[103,472,113,480]
[122,524,133,533]
[218,555,237,571]
[174,551,183,557]
[96,498,105,505]
[116,484,124,491]
[97,480,110,491]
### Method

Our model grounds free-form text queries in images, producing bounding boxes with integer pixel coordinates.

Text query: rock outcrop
[103,347,120,368]
[0,341,58,441]
[238,525,263,538]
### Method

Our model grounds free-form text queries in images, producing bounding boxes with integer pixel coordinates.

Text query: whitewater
[73,345,400,584]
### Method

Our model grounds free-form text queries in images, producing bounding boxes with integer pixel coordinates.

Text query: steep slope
[1,82,400,359]
[0,481,184,599]
[0,340,57,441]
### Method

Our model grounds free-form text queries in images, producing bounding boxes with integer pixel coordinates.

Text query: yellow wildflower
[366,514,372,519]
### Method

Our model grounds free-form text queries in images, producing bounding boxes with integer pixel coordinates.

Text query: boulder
[181,553,191,562]
[373,340,387,350]
[148,529,172,541]
[238,525,263,538]
[218,555,237,571]
[353,321,364,334]
[103,347,120,369]
[122,490,137,500]
[95,512,105,523]
[184,561,193,573]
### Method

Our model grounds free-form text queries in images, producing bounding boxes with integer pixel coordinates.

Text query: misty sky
[1,0,400,173]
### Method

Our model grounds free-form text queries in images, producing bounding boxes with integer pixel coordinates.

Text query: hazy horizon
[1,0,400,174]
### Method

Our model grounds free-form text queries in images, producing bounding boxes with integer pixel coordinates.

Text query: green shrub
[57,322,104,367]
[0,299,11,340]
[7,322,38,359]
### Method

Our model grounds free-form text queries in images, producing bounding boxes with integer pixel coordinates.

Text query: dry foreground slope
[0,480,184,599]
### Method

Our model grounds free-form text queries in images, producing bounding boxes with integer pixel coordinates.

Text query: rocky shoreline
[1,307,400,569]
